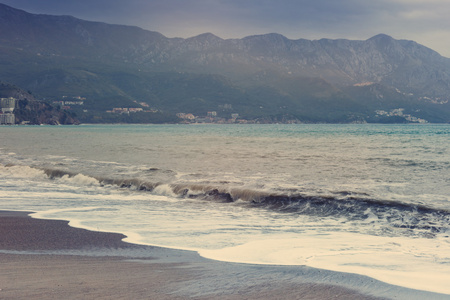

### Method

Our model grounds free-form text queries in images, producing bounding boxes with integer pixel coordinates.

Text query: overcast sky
[3,0,450,57]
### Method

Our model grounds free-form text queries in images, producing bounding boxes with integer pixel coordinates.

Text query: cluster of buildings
[375,108,428,123]
[106,107,159,114]
[106,100,156,114]
[53,96,85,110]
[177,111,243,123]
[0,97,16,125]
[108,107,143,113]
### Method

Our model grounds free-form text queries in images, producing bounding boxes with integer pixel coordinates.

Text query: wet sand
[0,211,435,299]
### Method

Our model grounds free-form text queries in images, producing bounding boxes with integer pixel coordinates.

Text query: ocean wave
[3,164,450,238]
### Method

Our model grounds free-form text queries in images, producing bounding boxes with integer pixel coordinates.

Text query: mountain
[1,3,449,123]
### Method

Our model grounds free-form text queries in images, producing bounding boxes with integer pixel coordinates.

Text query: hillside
[1,3,449,123]
[0,82,79,124]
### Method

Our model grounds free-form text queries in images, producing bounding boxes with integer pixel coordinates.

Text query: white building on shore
[0,97,16,125]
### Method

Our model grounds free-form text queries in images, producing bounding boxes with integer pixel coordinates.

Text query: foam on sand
[199,231,450,295]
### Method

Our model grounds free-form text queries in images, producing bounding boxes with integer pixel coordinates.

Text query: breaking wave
[3,164,450,239]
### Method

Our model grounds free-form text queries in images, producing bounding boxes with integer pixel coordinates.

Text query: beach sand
[0,211,418,299]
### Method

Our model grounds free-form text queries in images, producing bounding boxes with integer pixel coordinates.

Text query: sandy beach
[0,210,439,299]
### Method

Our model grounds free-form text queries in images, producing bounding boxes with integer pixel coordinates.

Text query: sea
[0,124,449,295]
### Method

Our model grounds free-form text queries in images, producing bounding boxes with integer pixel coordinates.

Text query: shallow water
[0,124,449,294]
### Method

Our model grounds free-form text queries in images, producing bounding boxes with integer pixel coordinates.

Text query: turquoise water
[0,124,449,294]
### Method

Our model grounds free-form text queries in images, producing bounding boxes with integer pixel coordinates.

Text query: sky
[2,0,450,57]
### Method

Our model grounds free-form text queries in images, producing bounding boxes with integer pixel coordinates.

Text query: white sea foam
[198,232,450,295]
[58,173,100,186]
[153,184,178,197]
[0,164,47,179]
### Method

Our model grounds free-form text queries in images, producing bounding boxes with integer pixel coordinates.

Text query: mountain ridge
[1,3,449,123]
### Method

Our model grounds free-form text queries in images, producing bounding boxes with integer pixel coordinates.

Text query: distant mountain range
[1,3,449,123]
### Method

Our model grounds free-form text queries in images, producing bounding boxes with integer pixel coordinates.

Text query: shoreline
[0,210,446,299]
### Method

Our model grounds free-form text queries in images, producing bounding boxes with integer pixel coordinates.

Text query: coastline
[0,211,446,300]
